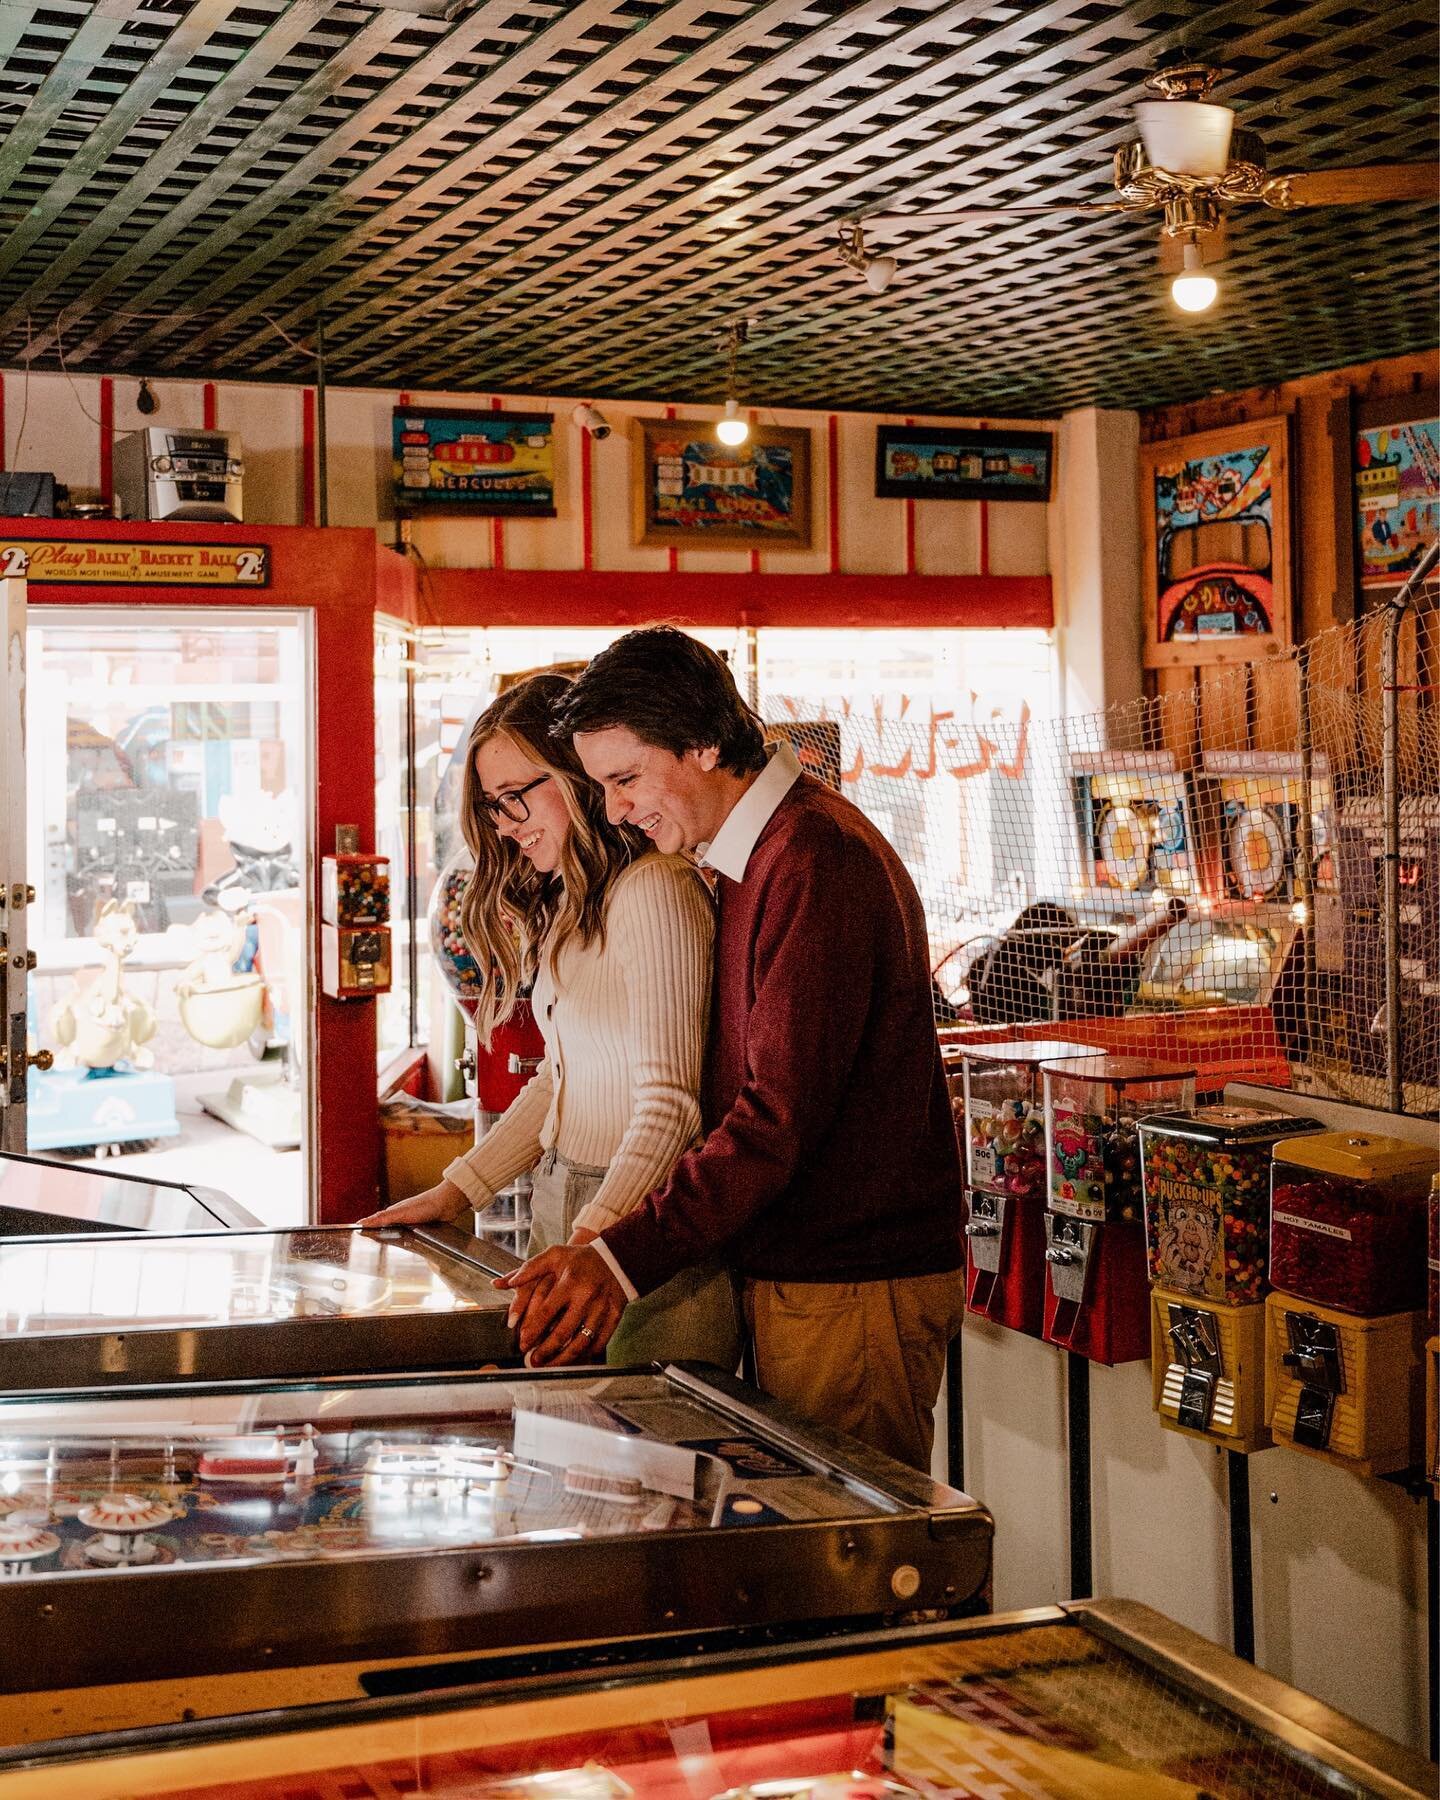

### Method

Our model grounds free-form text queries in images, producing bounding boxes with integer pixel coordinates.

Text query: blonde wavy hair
[459,672,648,1045]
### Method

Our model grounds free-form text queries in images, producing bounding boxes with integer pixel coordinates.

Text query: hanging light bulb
[1171,239,1218,312]
[716,396,749,446]
[715,321,751,445]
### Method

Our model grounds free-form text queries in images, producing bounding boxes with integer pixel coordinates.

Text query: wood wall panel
[1141,349,1439,757]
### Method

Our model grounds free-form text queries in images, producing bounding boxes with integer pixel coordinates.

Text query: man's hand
[494,1244,625,1366]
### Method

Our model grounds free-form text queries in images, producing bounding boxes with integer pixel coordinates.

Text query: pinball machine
[0,1223,519,1391]
[0,1598,1430,1798]
[0,1362,993,1749]
[0,1148,257,1238]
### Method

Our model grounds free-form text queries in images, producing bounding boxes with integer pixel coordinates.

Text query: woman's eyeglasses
[481,773,551,825]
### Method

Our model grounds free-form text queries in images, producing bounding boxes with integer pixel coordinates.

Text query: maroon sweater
[602,773,963,1294]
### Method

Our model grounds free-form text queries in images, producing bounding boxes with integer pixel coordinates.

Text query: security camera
[573,403,611,441]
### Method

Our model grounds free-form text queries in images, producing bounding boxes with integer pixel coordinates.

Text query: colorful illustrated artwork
[632,417,811,548]
[875,425,1053,501]
[1142,417,1291,667]
[1354,416,1439,591]
[392,409,555,516]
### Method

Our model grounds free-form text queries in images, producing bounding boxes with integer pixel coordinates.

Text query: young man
[497,627,964,1470]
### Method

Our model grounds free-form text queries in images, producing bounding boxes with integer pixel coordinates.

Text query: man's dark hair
[551,626,768,775]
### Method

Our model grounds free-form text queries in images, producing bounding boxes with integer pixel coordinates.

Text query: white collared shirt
[697,740,802,883]
[595,739,803,1307]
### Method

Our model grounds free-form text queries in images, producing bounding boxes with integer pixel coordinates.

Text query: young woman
[361,672,739,1369]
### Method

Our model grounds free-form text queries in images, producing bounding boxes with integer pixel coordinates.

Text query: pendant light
[716,320,750,446]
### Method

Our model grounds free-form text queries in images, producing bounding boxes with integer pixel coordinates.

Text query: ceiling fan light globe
[865,254,897,293]
[1171,269,1219,312]
[1135,100,1235,177]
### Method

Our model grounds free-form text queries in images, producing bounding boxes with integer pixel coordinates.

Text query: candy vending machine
[1265,1131,1434,1475]
[948,1040,1103,1337]
[1041,1056,1196,1364]
[1140,1105,1322,1452]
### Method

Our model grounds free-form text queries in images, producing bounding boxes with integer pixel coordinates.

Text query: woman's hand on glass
[357,1180,471,1229]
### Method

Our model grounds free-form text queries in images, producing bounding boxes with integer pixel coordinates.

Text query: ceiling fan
[837,63,1439,311]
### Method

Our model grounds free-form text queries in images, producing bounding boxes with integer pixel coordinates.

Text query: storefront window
[384,622,1056,1057]
[757,626,1057,925]
[24,610,312,1222]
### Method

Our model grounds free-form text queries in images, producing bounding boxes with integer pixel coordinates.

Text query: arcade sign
[0,539,270,587]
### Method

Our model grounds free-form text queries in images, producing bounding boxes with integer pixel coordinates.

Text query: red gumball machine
[949,1040,1106,1337]
[1042,1056,1197,1364]
[1265,1131,1434,1476]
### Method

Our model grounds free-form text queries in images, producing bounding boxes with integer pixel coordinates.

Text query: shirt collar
[698,740,802,882]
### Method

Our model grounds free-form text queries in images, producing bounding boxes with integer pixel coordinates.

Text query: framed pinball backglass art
[632,416,811,549]
[1141,416,1292,668]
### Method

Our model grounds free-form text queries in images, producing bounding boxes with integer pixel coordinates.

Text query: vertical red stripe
[580,411,594,572]
[977,417,990,575]
[302,389,316,526]
[902,418,916,577]
[99,378,114,509]
[748,408,760,574]
[664,404,677,573]
[0,371,6,472]
[827,413,840,574]
[489,396,505,571]
[398,391,411,407]
[203,383,217,430]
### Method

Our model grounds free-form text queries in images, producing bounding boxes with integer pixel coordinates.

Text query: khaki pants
[529,1148,742,1371]
[742,1268,964,1472]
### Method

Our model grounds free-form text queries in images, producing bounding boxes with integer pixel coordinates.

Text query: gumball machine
[1265,1132,1434,1476]
[1042,1056,1196,1364]
[1140,1106,1322,1451]
[951,1040,1104,1336]
[320,850,391,999]
[426,853,545,1254]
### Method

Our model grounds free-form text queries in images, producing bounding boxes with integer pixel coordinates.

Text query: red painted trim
[977,418,990,576]
[903,416,916,576]
[0,372,6,472]
[748,410,760,575]
[580,414,594,572]
[202,383,217,431]
[664,404,677,573]
[98,379,114,509]
[20,520,387,1223]
[424,567,1052,630]
[301,390,316,526]
[398,391,411,407]
[489,396,506,570]
[827,413,840,574]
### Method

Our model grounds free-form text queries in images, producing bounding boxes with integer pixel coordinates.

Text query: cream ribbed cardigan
[443,854,713,1237]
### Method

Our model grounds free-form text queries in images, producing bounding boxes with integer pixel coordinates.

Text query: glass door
[23,608,313,1225]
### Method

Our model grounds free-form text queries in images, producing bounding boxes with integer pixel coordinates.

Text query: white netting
[765,587,1440,1113]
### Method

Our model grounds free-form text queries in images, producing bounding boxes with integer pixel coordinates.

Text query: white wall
[957,1320,1430,1752]
[0,369,1055,585]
